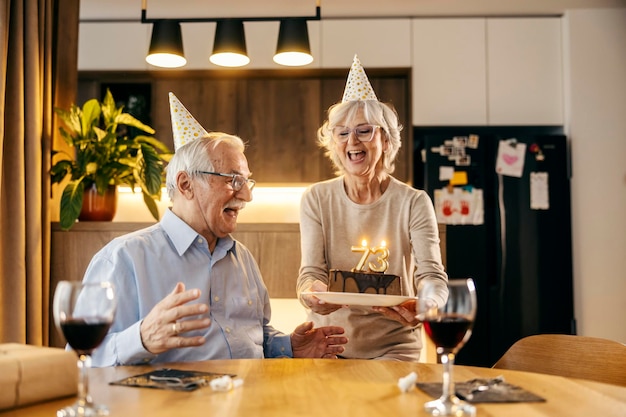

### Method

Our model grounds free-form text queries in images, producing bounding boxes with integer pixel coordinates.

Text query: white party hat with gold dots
[341,54,378,102]
[169,92,210,151]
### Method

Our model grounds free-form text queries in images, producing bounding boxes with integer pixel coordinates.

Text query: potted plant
[51,89,172,230]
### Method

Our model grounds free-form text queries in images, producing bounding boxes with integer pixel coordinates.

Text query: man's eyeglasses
[331,124,381,143]
[198,171,256,191]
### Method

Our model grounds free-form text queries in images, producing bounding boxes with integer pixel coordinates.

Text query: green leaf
[135,135,171,153]
[116,114,156,135]
[50,160,73,184]
[81,99,101,138]
[140,144,164,195]
[60,181,85,230]
[142,191,160,221]
[55,107,80,137]
[101,89,117,124]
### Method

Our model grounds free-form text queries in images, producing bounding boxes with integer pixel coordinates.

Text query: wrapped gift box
[0,343,77,411]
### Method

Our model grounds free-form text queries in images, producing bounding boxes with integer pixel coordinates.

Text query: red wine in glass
[423,314,473,352]
[419,278,477,416]
[61,319,112,355]
[54,281,116,417]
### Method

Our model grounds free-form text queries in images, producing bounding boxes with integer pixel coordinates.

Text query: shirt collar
[161,209,236,256]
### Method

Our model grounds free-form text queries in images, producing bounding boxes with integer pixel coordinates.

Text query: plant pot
[79,184,118,221]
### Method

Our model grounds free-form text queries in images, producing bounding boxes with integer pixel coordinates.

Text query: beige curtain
[0,0,78,345]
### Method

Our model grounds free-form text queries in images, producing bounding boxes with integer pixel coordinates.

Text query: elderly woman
[296,56,448,361]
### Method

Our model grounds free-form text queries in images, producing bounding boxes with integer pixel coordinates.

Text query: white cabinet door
[412,19,488,125]
[487,18,564,125]
[78,23,152,70]
[321,19,412,68]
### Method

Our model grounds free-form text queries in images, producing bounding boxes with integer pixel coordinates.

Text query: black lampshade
[146,20,187,68]
[273,19,313,66]
[210,20,250,67]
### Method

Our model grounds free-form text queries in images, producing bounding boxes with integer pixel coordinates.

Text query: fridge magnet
[457,154,471,166]
[442,146,454,157]
[467,134,479,149]
[495,139,526,178]
[453,136,468,147]
[434,187,484,225]
[450,171,468,186]
[439,166,455,181]
[529,143,545,161]
[530,172,549,210]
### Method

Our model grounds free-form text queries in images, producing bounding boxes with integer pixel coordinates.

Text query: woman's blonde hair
[317,100,402,175]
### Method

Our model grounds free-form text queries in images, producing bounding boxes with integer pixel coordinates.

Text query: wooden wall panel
[231,224,301,299]
[78,70,411,184]
[236,78,326,182]
[152,78,240,151]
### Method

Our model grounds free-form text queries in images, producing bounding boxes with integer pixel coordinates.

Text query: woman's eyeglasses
[331,124,381,143]
[198,172,256,191]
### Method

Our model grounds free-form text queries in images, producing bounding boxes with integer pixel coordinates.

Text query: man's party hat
[341,54,378,102]
[169,92,210,151]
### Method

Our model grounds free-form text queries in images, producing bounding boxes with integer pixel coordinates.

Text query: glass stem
[441,352,456,401]
[77,353,93,406]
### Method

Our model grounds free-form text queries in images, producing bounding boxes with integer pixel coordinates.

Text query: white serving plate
[301,291,413,307]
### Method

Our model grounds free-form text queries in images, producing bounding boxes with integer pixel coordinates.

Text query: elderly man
[82,94,347,366]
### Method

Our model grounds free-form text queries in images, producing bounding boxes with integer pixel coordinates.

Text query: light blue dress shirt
[82,209,293,366]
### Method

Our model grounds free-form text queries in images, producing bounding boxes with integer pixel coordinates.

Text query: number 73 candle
[351,240,389,273]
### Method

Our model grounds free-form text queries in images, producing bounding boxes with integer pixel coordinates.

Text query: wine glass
[53,281,116,416]
[419,278,477,416]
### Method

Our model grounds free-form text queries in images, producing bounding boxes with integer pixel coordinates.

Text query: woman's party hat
[341,55,378,102]
[169,92,210,151]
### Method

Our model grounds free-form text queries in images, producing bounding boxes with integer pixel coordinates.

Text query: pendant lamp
[210,20,250,67]
[146,20,187,68]
[273,19,313,66]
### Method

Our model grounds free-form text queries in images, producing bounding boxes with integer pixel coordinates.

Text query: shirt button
[214,296,220,302]
[247,300,252,306]
[225,327,231,333]
[198,238,204,244]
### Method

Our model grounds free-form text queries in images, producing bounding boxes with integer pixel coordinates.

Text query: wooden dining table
[2,358,625,416]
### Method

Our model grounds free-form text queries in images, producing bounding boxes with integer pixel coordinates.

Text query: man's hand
[139,282,211,354]
[291,322,348,359]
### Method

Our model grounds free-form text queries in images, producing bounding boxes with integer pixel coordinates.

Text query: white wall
[564,9,626,343]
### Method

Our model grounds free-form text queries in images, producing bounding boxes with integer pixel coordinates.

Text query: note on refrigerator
[530,172,549,210]
[495,139,526,177]
[439,166,454,181]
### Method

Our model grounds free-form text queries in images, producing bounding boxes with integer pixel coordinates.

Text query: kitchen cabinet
[78,70,411,184]
[411,17,563,126]
[487,18,563,125]
[319,19,412,68]
[411,18,488,126]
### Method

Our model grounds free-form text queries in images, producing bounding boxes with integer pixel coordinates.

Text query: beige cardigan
[297,176,448,360]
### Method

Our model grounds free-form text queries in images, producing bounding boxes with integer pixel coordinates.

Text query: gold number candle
[369,241,389,273]
[351,239,371,272]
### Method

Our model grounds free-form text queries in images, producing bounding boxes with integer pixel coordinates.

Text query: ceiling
[80,0,626,21]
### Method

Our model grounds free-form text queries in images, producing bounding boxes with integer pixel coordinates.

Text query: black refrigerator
[413,126,576,367]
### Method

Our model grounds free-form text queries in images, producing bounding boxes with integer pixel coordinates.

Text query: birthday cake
[328,269,401,296]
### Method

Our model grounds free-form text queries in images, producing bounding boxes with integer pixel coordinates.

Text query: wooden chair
[492,334,626,386]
